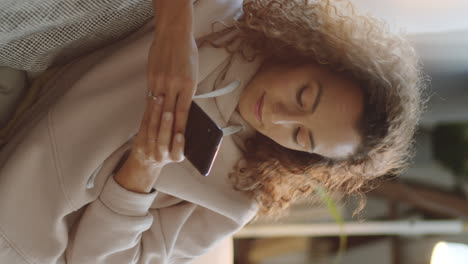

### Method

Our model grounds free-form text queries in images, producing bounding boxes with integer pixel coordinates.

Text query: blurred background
[233,0,468,263]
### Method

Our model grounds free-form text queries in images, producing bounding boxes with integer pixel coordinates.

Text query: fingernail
[163,112,172,121]
[157,96,164,105]
[175,133,184,143]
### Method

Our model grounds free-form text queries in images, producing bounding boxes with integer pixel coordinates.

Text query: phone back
[184,102,224,176]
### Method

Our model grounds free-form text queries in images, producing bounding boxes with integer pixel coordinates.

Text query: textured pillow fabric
[0,0,154,72]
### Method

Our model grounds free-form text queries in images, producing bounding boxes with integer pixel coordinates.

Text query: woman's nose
[270,106,303,125]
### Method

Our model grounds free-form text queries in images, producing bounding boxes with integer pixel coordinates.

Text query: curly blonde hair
[198,0,427,216]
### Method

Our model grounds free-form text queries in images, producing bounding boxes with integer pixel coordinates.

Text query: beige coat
[0,0,264,263]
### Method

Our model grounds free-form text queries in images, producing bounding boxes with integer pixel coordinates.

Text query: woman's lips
[255,93,264,124]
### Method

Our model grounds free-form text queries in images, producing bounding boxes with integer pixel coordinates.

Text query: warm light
[431,242,468,264]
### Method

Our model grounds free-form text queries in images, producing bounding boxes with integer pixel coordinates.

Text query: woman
[0,0,425,263]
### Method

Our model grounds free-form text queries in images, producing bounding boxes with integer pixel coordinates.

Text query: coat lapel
[213,52,264,124]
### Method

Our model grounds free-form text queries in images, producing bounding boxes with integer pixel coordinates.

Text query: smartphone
[184,102,224,176]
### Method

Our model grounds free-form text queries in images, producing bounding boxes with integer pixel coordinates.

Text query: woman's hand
[114,1,197,193]
[148,0,198,138]
[114,94,185,193]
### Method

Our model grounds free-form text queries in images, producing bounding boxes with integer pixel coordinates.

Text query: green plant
[316,186,347,264]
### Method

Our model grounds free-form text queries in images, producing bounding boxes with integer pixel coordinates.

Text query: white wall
[350,0,468,74]
[350,0,468,34]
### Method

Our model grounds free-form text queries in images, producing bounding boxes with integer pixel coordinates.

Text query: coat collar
[212,53,264,124]
[193,47,264,152]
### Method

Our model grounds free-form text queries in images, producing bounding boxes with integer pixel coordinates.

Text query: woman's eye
[293,127,301,145]
[296,85,307,108]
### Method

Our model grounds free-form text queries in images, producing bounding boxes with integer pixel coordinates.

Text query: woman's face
[238,62,364,159]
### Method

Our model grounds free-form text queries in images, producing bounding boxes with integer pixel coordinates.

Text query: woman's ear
[235,158,248,174]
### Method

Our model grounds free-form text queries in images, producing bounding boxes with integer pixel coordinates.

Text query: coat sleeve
[65,175,240,264]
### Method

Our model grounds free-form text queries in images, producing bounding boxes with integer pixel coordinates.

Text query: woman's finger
[156,110,173,160]
[170,132,185,162]
[161,81,178,116]
[147,95,164,155]
[174,85,193,135]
